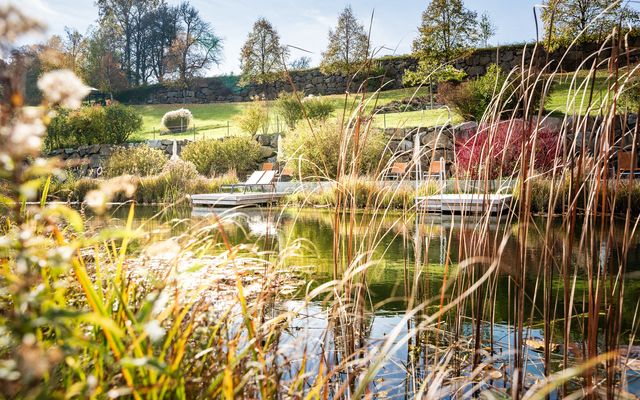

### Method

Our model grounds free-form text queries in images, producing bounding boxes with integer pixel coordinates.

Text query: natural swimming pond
[97,205,640,397]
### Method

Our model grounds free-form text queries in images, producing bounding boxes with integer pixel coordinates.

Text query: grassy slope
[544,73,609,115]
[131,71,617,142]
[130,87,436,141]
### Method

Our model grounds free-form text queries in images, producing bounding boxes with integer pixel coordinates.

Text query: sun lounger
[618,151,640,179]
[221,170,277,192]
[221,171,265,192]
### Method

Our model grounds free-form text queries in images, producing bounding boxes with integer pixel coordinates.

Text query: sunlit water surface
[94,205,640,397]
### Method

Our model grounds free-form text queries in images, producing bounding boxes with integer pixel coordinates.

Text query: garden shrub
[275,92,335,129]
[181,136,262,176]
[455,120,561,179]
[160,159,200,203]
[438,64,541,122]
[104,145,168,178]
[612,180,640,214]
[281,120,390,179]
[237,97,269,135]
[161,108,193,133]
[104,104,144,143]
[45,104,142,149]
[619,76,640,112]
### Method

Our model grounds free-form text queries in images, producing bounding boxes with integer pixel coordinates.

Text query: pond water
[97,205,640,397]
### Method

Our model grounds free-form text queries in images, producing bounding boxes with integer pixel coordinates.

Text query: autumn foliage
[455,120,561,179]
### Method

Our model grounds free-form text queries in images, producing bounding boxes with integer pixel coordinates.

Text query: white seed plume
[143,320,165,342]
[4,107,46,157]
[84,190,107,214]
[37,70,91,109]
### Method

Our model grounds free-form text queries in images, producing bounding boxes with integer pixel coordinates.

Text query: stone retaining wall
[116,36,640,105]
[47,113,639,179]
[47,135,280,177]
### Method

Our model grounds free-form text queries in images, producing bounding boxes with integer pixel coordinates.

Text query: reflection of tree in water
[97,206,640,395]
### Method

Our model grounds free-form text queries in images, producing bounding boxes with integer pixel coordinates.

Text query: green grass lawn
[371,108,462,129]
[544,72,610,115]
[130,87,435,141]
[131,72,625,142]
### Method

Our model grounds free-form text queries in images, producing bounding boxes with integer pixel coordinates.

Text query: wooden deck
[416,194,513,214]
[191,192,286,207]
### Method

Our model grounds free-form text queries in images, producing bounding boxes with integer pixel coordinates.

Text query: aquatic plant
[2,4,640,399]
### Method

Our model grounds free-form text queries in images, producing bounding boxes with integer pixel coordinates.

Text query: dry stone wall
[47,136,280,178]
[116,37,640,105]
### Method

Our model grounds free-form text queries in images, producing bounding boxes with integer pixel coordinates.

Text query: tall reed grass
[2,4,640,399]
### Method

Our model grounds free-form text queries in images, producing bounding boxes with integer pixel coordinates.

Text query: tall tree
[167,2,222,85]
[320,5,369,75]
[80,26,127,94]
[542,0,640,49]
[478,12,496,48]
[412,0,479,63]
[63,27,86,74]
[147,4,179,82]
[239,18,288,86]
[95,0,162,85]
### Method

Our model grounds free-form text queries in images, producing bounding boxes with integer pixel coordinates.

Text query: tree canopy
[239,18,288,85]
[412,0,480,63]
[541,0,640,49]
[93,0,221,86]
[320,6,369,75]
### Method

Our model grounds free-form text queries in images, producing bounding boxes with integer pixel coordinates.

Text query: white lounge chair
[221,170,277,192]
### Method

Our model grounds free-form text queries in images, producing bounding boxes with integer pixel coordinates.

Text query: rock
[255,134,272,146]
[398,140,413,152]
[260,146,276,159]
[453,121,478,141]
[99,146,113,156]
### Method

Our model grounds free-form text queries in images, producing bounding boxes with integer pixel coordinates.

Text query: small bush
[275,92,304,129]
[275,92,335,129]
[45,104,142,149]
[161,108,193,133]
[104,145,168,178]
[455,120,561,179]
[237,98,269,135]
[181,137,262,176]
[305,96,334,121]
[281,120,390,179]
[104,104,144,143]
[438,64,541,122]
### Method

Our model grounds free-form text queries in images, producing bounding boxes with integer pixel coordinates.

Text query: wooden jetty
[190,192,286,207]
[416,194,513,214]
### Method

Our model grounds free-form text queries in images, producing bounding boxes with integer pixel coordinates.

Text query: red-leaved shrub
[455,120,561,179]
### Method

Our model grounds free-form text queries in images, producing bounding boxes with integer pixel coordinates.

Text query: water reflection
[98,205,640,396]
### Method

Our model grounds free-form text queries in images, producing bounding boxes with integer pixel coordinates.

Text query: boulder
[260,146,276,159]
[398,140,413,152]
[255,134,272,146]
[453,121,478,141]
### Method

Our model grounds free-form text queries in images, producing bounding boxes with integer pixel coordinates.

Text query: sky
[17,0,551,75]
